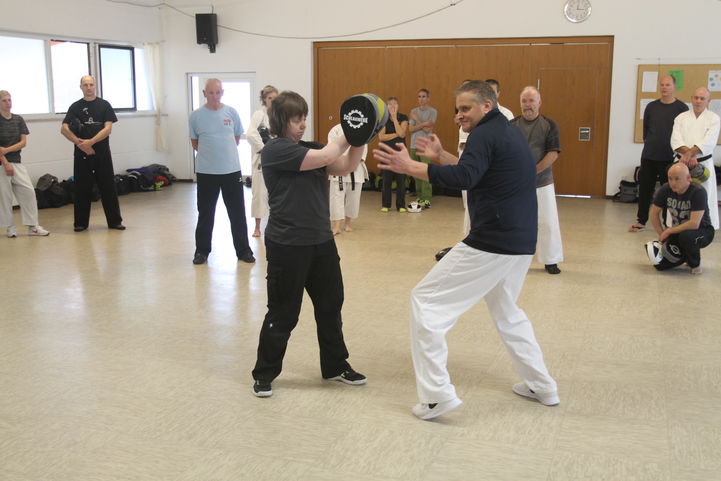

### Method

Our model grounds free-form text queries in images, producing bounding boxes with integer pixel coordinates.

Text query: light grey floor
[1,183,719,481]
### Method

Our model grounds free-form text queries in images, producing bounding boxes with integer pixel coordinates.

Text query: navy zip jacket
[427,109,538,255]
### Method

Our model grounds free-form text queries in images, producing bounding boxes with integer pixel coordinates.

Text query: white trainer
[7,226,17,238]
[412,397,463,420]
[28,225,50,236]
[512,382,560,406]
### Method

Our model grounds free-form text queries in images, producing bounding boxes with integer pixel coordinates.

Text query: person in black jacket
[374,80,559,420]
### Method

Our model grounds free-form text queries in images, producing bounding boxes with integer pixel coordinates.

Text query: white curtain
[143,42,166,152]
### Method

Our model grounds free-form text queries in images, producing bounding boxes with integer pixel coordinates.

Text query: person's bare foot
[344,225,353,232]
[332,229,340,236]
[690,266,702,275]
[252,230,261,238]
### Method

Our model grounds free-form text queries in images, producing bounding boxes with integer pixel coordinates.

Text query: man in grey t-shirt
[511,86,563,274]
[409,88,437,207]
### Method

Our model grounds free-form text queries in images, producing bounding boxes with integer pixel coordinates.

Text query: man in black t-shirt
[377,96,409,211]
[649,163,713,274]
[630,75,688,232]
[61,75,123,232]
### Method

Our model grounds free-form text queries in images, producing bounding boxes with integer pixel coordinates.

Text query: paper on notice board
[642,71,658,92]
[708,70,721,92]
[639,99,653,119]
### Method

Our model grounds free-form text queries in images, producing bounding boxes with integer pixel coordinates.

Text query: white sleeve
[246,109,266,153]
[697,113,721,156]
[670,113,685,152]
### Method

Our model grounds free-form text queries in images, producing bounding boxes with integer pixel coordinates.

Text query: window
[0,35,50,113]
[0,33,153,115]
[50,40,90,113]
[99,45,136,111]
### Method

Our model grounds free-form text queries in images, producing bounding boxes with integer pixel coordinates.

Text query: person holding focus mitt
[251,91,385,398]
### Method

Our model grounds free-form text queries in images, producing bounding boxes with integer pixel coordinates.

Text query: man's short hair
[521,86,541,99]
[387,96,399,102]
[485,79,500,91]
[0,90,9,99]
[454,80,497,109]
[80,75,94,85]
[268,91,308,138]
[418,88,430,96]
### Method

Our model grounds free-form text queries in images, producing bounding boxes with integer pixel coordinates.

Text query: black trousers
[73,148,122,228]
[252,239,351,382]
[655,227,714,270]
[381,169,407,209]
[636,158,672,225]
[195,171,251,257]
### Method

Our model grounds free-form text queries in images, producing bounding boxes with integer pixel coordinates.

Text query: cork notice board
[634,64,721,144]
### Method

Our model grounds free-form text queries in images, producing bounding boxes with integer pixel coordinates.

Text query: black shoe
[238,251,256,263]
[545,264,561,275]
[253,380,272,397]
[324,369,367,385]
[435,247,452,261]
[109,224,126,230]
[192,253,208,265]
[74,226,87,232]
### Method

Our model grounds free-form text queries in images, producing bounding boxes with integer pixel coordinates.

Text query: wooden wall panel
[314,36,613,197]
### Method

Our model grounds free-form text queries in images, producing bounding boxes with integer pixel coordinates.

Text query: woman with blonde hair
[246,85,278,237]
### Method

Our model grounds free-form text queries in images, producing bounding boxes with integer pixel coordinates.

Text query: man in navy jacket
[374,80,559,420]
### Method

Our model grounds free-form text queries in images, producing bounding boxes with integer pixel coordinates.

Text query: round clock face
[564,0,592,23]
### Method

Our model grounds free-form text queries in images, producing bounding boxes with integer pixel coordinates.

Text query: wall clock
[564,0,592,23]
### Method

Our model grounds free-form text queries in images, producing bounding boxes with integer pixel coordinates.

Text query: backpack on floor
[613,180,638,203]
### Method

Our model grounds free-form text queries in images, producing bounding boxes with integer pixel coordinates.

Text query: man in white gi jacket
[671,87,720,230]
[374,81,559,421]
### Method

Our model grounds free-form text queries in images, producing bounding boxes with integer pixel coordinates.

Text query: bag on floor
[613,180,638,203]
[114,175,131,195]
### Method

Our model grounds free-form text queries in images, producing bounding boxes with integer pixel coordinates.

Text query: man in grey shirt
[409,88,437,208]
[511,86,563,274]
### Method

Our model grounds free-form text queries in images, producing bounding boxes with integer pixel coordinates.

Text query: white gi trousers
[536,183,564,265]
[250,166,269,219]
[0,163,39,228]
[410,242,557,403]
[329,178,362,221]
[698,157,719,230]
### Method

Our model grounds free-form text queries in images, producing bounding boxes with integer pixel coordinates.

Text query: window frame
[49,39,92,115]
[98,44,137,112]
[0,31,152,117]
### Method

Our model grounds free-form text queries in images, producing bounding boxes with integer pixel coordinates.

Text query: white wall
[160,0,721,194]
[0,0,166,183]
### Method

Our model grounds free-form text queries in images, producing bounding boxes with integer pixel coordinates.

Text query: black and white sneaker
[324,369,367,385]
[253,380,272,397]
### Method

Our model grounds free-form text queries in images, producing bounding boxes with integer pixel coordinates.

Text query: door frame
[186,72,256,181]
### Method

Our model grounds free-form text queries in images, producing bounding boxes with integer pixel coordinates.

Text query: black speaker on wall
[196,13,218,53]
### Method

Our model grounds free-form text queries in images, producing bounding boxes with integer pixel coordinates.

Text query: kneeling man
[649,163,714,274]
